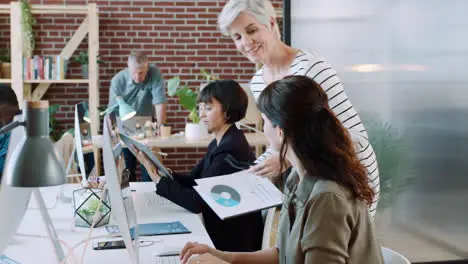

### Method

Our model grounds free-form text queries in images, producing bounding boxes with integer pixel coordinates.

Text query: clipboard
[119,132,173,179]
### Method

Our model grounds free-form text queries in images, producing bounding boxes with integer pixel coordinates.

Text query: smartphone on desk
[92,240,126,250]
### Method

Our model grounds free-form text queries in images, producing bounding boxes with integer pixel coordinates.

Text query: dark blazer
[156,125,263,252]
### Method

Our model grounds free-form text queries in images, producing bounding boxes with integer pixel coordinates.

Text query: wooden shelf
[0,79,12,83]
[24,79,89,84]
[0,4,88,14]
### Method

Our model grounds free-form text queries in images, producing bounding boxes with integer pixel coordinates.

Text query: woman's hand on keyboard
[180,242,209,263]
[181,242,229,264]
[187,253,230,264]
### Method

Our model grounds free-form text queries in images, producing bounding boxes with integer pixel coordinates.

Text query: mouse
[153,245,182,257]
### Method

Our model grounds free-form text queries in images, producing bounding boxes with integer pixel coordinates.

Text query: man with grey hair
[108,51,167,182]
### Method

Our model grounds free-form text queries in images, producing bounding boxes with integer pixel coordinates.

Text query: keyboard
[142,191,172,206]
[154,195,172,206]
[154,256,180,264]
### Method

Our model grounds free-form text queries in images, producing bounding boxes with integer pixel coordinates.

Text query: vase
[81,64,88,79]
[0,62,11,78]
[185,123,208,141]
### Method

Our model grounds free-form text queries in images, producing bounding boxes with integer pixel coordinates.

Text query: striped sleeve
[303,57,379,217]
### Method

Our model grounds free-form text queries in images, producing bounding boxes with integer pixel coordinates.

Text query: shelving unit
[0,2,101,173]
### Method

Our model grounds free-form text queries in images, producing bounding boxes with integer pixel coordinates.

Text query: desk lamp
[83,109,91,123]
[100,96,136,121]
[0,101,66,262]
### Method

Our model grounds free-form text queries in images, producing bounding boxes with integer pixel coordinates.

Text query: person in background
[0,85,20,181]
[180,76,384,264]
[132,80,264,252]
[108,51,167,182]
[217,0,380,216]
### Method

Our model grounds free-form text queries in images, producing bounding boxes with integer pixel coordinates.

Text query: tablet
[119,132,173,179]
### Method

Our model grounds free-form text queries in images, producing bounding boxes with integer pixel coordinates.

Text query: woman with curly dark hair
[180,75,383,264]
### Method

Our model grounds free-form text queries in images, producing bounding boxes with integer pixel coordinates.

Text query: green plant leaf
[167,76,180,96]
[188,108,200,123]
[176,86,197,111]
[0,48,10,63]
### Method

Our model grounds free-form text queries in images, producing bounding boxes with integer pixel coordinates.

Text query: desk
[3,183,213,263]
[91,132,268,149]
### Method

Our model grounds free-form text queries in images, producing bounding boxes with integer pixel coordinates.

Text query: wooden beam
[31,17,89,101]
[23,84,31,100]
[61,17,89,60]
[0,4,89,14]
[88,3,101,175]
[10,2,23,108]
[0,4,9,13]
[31,5,88,14]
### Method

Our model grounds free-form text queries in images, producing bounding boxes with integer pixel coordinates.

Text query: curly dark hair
[257,75,374,205]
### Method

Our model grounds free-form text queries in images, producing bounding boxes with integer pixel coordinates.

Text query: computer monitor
[102,112,140,264]
[74,102,94,183]
[0,114,33,253]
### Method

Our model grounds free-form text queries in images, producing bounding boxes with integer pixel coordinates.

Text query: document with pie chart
[193,171,283,220]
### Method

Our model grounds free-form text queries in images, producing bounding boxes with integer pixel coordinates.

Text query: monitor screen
[74,102,94,180]
[102,112,139,264]
[104,111,130,191]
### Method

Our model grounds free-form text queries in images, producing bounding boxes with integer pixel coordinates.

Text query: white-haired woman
[218,0,380,216]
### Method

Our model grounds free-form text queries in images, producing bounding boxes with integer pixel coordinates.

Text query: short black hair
[198,80,248,124]
[0,85,18,107]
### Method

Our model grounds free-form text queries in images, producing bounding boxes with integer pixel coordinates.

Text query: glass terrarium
[73,188,111,227]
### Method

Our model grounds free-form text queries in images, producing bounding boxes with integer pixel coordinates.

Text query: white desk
[3,183,213,263]
[90,132,268,149]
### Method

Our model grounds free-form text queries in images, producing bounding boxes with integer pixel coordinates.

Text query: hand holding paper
[193,171,283,220]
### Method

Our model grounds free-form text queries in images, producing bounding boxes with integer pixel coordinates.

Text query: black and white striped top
[250,50,380,216]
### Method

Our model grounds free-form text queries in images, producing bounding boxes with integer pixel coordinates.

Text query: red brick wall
[0,0,282,173]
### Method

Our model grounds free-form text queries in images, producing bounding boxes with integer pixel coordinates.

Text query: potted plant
[363,116,416,212]
[73,51,103,78]
[20,0,35,57]
[199,68,219,90]
[167,76,208,140]
[49,104,63,142]
[73,188,111,228]
[0,48,10,79]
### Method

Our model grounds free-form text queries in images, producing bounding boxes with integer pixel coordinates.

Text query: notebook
[106,221,191,239]
[0,255,21,264]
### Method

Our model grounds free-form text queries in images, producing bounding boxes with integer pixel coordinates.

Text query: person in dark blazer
[132,80,264,252]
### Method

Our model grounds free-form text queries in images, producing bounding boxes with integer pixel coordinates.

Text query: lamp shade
[3,101,66,187]
[116,96,136,121]
[83,109,91,123]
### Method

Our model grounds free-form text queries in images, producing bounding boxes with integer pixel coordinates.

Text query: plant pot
[185,123,208,141]
[81,64,88,79]
[0,62,11,79]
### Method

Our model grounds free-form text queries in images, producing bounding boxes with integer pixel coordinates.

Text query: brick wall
[0,0,282,173]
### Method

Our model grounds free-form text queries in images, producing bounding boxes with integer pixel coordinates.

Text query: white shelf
[23,79,89,84]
